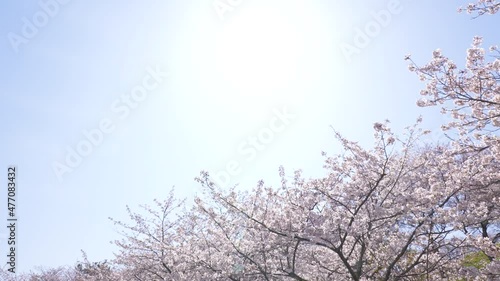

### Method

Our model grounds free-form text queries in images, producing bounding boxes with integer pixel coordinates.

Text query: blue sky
[0,0,498,273]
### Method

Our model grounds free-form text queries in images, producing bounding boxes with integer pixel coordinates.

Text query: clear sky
[0,0,498,273]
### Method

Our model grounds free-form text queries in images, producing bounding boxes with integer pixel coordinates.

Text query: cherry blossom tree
[106,118,498,280]
[72,251,122,281]
[407,1,499,154]
[404,1,500,278]
[0,252,122,281]
[192,120,498,280]
[108,189,188,280]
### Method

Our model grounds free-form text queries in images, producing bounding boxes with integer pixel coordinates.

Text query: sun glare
[213,8,304,115]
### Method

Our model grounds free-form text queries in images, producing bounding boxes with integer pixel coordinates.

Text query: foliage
[462,250,492,269]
